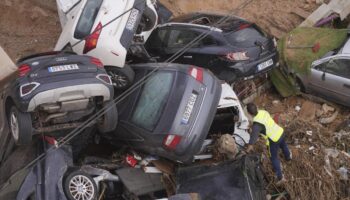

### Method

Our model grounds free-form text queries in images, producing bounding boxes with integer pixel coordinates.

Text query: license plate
[48,64,79,72]
[126,9,139,31]
[181,93,198,125]
[257,59,273,71]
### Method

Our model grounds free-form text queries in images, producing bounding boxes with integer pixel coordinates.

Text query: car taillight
[163,134,182,150]
[96,74,112,85]
[90,57,104,68]
[83,22,102,54]
[20,82,40,97]
[188,67,203,83]
[225,52,249,61]
[18,64,31,77]
[238,23,251,30]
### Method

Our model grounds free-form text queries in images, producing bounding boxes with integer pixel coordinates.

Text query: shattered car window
[225,27,263,47]
[131,72,173,130]
[74,0,103,39]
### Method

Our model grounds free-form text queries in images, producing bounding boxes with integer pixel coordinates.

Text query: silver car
[297,38,350,107]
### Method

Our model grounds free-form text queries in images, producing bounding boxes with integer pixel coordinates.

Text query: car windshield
[224,27,264,47]
[74,0,103,39]
[131,72,173,130]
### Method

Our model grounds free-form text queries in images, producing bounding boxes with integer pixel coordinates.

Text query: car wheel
[105,65,135,89]
[8,106,32,145]
[97,101,118,133]
[64,170,97,200]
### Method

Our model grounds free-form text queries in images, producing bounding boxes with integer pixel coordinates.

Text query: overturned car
[3,52,117,145]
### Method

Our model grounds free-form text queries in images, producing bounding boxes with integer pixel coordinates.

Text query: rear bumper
[161,76,222,163]
[226,51,279,81]
[17,78,113,112]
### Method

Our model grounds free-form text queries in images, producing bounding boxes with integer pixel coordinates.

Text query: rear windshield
[131,72,173,131]
[74,0,103,39]
[225,27,264,47]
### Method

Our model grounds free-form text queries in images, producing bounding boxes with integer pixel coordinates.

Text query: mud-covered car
[55,0,158,89]
[3,52,117,145]
[102,63,222,163]
[130,12,278,83]
[296,38,350,107]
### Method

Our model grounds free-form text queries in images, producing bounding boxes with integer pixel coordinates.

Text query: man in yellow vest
[246,103,291,184]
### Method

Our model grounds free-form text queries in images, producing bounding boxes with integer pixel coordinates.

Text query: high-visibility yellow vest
[253,110,283,145]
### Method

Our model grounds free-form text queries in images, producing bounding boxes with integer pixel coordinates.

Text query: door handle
[344,84,350,89]
[183,55,193,59]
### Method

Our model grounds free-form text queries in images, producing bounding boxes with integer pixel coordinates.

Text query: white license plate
[126,9,139,31]
[257,59,273,71]
[48,64,79,72]
[181,93,198,125]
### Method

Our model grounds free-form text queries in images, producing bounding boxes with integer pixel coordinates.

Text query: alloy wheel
[10,112,19,141]
[108,71,128,88]
[68,175,95,200]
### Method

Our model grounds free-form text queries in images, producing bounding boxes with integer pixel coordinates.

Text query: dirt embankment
[0,0,319,60]
[0,0,60,61]
[160,0,320,38]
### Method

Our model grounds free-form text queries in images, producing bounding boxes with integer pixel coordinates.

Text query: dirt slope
[0,0,60,61]
[0,0,319,60]
[160,0,319,38]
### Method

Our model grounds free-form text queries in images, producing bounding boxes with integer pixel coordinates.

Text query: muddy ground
[0,0,349,199]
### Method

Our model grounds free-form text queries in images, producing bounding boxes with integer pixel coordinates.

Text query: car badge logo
[56,57,68,62]
[32,61,39,66]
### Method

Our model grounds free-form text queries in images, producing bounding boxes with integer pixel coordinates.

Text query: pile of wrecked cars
[0,0,279,199]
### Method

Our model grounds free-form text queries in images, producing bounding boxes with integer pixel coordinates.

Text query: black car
[102,63,222,163]
[0,137,121,200]
[131,12,278,83]
[3,52,117,145]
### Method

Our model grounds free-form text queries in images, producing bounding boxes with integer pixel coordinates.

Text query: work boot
[276,176,286,186]
[286,151,292,162]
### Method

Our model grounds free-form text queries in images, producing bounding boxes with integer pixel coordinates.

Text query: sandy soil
[0,0,320,61]
[0,0,60,61]
[160,0,320,38]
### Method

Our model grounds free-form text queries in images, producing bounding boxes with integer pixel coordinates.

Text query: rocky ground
[0,0,349,199]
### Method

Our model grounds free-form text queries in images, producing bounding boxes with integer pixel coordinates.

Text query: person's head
[247,103,258,116]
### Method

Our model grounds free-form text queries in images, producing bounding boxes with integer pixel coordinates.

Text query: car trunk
[27,58,98,79]
[224,26,273,60]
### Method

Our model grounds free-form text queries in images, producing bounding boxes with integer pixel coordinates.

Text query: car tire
[97,101,118,133]
[7,106,32,145]
[105,65,135,90]
[63,170,97,200]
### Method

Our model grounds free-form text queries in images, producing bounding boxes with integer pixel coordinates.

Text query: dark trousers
[269,136,291,180]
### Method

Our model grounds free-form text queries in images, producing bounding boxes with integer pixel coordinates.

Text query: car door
[144,27,169,61]
[309,57,350,105]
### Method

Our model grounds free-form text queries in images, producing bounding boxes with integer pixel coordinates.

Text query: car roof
[158,22,222,33]
[131,63,191,72]
[338,38,350,54]
[170,12,248,33]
